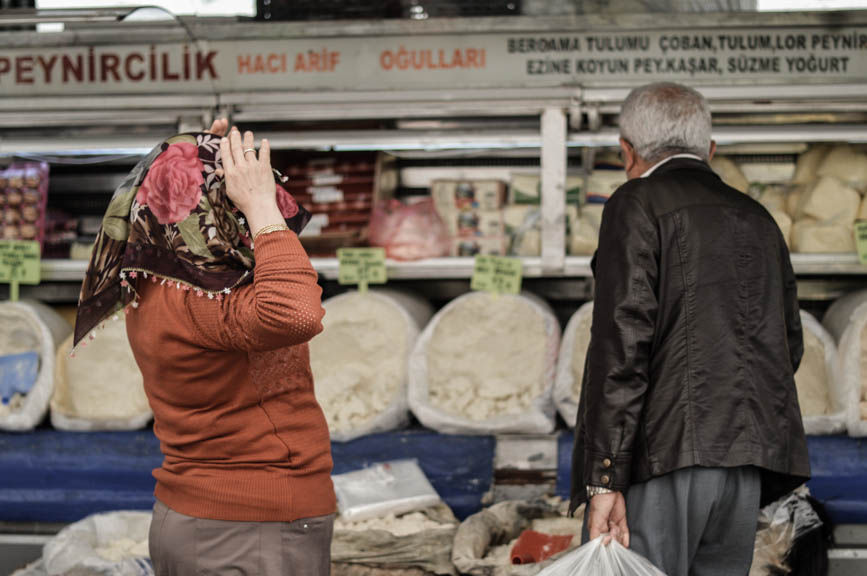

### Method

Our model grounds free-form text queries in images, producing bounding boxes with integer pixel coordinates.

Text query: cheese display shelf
[4,12,867,573]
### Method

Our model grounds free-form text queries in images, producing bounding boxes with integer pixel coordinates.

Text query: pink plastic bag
[368,198,451,261]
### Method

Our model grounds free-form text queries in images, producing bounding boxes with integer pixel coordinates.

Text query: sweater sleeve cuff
[253,229,307,260]
[583,449,632,493]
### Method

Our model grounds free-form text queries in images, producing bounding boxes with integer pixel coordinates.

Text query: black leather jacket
[570,158,810,512]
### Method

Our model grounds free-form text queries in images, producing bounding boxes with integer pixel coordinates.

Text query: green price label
[337,248,387,292]
[856,222,867,266]
[0,241,41,302]
[471,255,523,295]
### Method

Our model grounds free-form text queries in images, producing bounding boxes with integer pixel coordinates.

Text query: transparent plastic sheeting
[333,458,441,522]
[534,537,666,576]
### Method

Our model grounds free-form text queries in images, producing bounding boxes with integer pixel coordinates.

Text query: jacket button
[601,475,610,485]
[603,458,612,469]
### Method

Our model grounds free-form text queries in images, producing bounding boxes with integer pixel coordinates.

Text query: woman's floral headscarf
[74,132,310,346]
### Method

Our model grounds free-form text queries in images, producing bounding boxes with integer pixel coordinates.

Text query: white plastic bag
[554,302,594,427]
[408,292,560,435]
[0,301,71,431]
[311,289,433,442]
[42,511,153,576]
[534,537,665,576]
[797,311,846,435]
[333,459,441,522]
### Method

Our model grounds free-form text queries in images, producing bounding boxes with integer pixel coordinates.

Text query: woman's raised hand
[218,128,284,235]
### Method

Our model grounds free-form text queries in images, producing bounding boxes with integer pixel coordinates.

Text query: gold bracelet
[253,223,289,242]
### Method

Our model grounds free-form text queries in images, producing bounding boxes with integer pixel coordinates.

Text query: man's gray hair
[619,82,712,163]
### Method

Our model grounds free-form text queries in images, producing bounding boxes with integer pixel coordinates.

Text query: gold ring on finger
[243,148,257,157]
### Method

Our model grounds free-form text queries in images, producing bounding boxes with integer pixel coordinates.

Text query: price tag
[471,255,522,295]
[0,241,41,301]
[337,247,387,292]
[856,222,867,266]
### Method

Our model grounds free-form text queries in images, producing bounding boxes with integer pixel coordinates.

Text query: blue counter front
[0,428,863,525]
[0,428,493,523]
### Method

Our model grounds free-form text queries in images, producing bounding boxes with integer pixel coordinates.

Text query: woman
[74,121,336,575]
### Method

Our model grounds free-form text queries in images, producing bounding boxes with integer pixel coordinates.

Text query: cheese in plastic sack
[534,537,665,576]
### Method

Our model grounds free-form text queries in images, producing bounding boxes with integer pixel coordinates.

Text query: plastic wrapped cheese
[823,290,867,437]
[0,301,70,431]
[710,156,749,193]
[409,292,560,435]
[796,176,860,224]
[51,314,151,431]
[42,511,151,576]
[311,290,433,442]
[817,145,867,193]
[791,220,855,253]
[554,302,594,426]
[796,311,845,435]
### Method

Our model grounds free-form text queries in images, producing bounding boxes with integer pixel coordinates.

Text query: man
[570,82,810,575]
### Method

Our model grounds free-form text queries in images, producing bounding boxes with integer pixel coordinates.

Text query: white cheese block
[740,162,796,184]
[817,145,867,193]
[710,157,749,193]
[770,210,792,247]
[52,315,150,431]
[311,290,432,442]
[797,176,861,224]
[792,145,831,185]
[787,186,804,218]
[758,186,789,213]
[791,220,855,253]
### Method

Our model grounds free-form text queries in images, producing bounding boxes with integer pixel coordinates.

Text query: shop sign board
[0,241,41,301]
[0,26,866,95]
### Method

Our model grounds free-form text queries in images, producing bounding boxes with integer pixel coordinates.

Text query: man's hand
[588,491,629,548]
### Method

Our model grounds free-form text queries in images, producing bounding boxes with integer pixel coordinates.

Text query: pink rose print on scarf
[136,142,205,224]
[276,183,300,219]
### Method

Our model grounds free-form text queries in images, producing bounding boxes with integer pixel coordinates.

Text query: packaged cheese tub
[311,289,433,442]
[409,292,560,435]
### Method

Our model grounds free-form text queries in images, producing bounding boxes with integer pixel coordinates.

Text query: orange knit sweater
[126,230,336,522]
